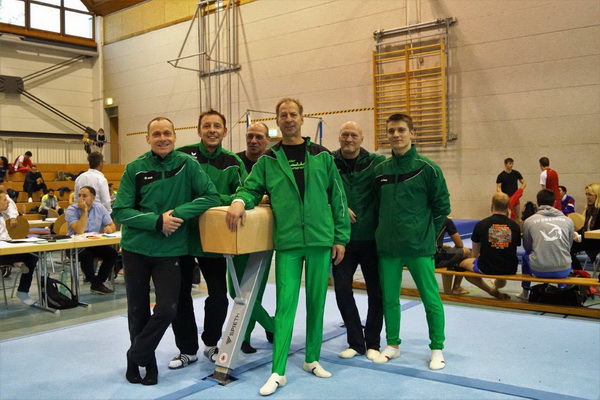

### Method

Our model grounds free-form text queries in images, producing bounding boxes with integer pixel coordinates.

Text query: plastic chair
[6,216,30,239]
[52,214,68,235]
[568,213,584,231]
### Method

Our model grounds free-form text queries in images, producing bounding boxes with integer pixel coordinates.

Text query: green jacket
[234,138,350,251]
[374,146,450,257]
[332,148,385,241]
[177,141,247,256]
[112,150,220,257]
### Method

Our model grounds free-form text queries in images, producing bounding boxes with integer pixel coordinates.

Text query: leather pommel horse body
[199,205,273,385]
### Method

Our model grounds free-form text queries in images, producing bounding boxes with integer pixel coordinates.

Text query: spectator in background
[570,183,600,270]
[0,188,38,306]
[459,193,521,300]
[23,164,48,203]
[13,151,33,173]
[518,189,573,300]
[0,156,9,182]
[96,128,106,149]
[75,152,112,213]
[436,217,471,295]
[559,186,575,215]
[38,189,63,216]
[108,183,117,204]
[82,132,93,154]
[539,157,561,210]
[66,186,118,295]
[496,158,527,223]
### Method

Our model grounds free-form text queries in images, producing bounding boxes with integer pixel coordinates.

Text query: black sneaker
[91,283,114,295]
[241,341,257,354]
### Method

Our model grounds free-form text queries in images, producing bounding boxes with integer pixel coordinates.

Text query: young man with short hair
[373,113,450,370]
[496,158,527,221]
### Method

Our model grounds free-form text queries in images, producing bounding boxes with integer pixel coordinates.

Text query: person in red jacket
[539,157,560,210]
[13,151,33,173]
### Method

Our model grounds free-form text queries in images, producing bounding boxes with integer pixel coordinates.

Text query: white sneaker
[303,361,332,378]
[373,346,400,364]
[16,291,35,306]
[516,289,529,301]
[366,349,381,360]
[27,197,33,203]
[338,348,358,359]
[259,373,286,396]
[429,349,445,370]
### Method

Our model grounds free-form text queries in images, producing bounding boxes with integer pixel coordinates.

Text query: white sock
[366,349,381,360]
[373,346,400,364]
[429,349,445,370]
[16,291,35,306]
[339,348,358,359]
[259,373,286,396]
[303,361,332,378]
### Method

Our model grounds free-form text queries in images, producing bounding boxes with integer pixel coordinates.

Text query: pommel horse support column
[199,205,274,385]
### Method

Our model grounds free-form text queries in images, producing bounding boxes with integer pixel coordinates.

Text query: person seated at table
[458,192,521,300]
[66,186,118,295]
[0,189,38,305]
[22,164,48,203]
[570,183,600,270]
[38,189,63,217]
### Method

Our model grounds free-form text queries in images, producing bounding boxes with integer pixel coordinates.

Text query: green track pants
[272,246,331,375]
[379,255,445,350]
[227,252,275,342]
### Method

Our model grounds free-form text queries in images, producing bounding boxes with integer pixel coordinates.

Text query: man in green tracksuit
[169,109,256,369]
[227,98,350,396]
[373,113,450,370]
[113,117,220,385]
[232,122,275,354]
[332,121,385,361]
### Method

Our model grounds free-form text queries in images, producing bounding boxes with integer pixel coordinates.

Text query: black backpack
[40,275,79,310]
[528,283,585,307]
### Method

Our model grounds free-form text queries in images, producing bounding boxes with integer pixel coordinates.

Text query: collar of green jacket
[198,141,223,160]
[391,145,417,161]
[270,136,312,151]
[332,147,370,162]
[149,150,177,164]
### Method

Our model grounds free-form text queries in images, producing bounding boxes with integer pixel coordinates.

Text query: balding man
[237,122,271,173]
[331,121,385,361]
[458,192,521,300]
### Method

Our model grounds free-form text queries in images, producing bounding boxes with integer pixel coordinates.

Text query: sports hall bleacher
[1,162,124,221]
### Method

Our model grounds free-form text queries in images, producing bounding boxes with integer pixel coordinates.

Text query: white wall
[0,40,98,135]
[104,0,600,219]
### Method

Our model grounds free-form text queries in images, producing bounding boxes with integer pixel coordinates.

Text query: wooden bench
[353,268,600,318]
